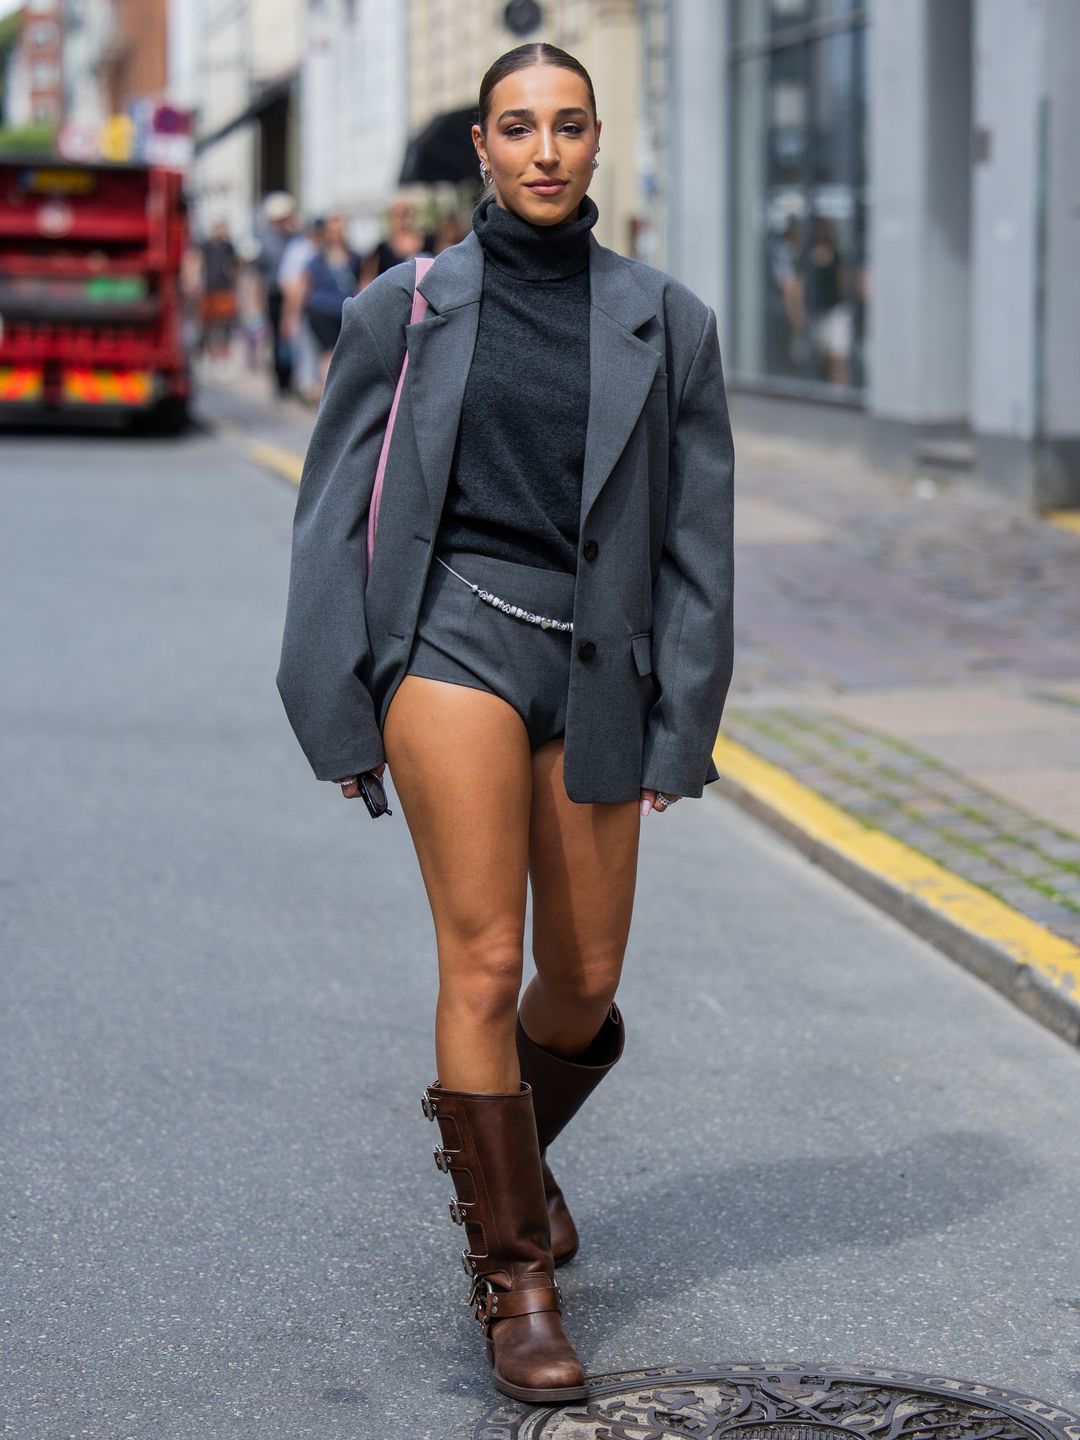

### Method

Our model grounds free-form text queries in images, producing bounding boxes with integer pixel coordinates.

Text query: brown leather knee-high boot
[515,1003,625,1267]
[421,1081,588,1404]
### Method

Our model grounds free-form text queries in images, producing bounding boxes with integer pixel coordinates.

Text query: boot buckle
[420,1092,438,1121]
[468,1275,496,1328]
[461,1249,477,1276]
[448,1197,471,1225]
[433,1147,455,1172]
[467,1273,492,1308]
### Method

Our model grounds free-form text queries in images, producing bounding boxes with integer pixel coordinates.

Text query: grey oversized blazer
[276,227,735,804]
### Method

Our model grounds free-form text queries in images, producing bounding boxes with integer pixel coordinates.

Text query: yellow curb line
[1044,509,1080,537]
[711,731,1080,1010]
[246,440,303,486]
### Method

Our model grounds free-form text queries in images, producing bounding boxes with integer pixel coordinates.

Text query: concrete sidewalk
[197,366,1080,1044]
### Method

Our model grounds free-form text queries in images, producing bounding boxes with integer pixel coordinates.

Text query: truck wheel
[150,395,190,436]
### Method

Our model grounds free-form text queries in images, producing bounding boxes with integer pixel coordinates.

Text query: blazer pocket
[631,631,652,677]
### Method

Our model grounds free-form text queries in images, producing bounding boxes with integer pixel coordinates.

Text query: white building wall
[969,0,1043,443]
[168,0,203,111]
[251,0,302,89]
[1040,0,1080,442]
[868,0,971,427]
[61,0,112,130]
[301,0,408,248]
[666,0,726,321]
[193,0,253,239]
[192,0,303,245]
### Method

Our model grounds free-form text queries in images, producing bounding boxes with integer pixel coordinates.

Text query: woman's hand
[335,763,386,799]
[640,788,681,817]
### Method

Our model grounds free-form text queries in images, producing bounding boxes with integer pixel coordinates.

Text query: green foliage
[0,11,21,53]
[0,123,59,157]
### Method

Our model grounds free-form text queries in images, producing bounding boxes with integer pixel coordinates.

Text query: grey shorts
[399,546,577,751]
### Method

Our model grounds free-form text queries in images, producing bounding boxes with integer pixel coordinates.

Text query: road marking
[246,440,304,486]
[1044,509,1080,537]
[711,731,1080,1007]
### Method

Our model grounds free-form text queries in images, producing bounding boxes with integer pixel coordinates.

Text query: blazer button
[583,539,599,561]
[578,639,597,661]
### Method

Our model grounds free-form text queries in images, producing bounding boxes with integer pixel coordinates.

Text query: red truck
[0,155,191,431]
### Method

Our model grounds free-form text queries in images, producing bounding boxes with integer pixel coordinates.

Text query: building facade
[299,0,408,250]
[21,0,64,126]
[191,0,303,242]
[662,0,1080,508]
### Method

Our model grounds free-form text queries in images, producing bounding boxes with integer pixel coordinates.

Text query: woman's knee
[439,937,525,1027]
[531,951,622,1013]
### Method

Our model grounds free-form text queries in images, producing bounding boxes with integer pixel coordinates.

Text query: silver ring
[655,791,669,807]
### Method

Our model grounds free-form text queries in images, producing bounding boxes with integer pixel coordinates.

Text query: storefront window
[730,4,870,393]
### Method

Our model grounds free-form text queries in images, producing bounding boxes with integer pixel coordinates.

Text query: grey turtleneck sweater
[434,189,597,574]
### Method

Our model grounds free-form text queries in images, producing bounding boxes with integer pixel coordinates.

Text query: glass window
[31,60,61,88]
[729,5,870,393]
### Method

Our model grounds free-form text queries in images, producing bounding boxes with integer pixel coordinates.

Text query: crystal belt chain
[434,556,574,632]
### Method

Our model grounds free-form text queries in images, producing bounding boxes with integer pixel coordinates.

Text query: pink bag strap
[366,255,435,574]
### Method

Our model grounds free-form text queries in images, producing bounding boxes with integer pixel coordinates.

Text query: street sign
[56,123,98,163]
[99,114,135,163]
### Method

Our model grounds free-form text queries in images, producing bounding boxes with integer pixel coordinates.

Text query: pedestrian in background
[277,43,734,1407]
[358,194,429,288]
[806,215,851,385]
[431,210,467,255]
[197,220,239,366]
[278,215,326,404]
[254,192,298,396]
[297,214,363,390]
[235,238,268,372]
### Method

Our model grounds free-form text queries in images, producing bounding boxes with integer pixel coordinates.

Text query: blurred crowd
[181,191,468,405]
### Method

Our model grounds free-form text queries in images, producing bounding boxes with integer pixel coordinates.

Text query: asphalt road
[2,421,1079,1440]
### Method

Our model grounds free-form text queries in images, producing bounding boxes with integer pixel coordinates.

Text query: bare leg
[520,737,641,1057]
[383,675,534,1092]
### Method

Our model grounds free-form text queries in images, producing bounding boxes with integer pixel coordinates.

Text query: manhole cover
[472,1362,1080,1440]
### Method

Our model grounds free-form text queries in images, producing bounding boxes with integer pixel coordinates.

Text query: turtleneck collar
[472,188,598,282]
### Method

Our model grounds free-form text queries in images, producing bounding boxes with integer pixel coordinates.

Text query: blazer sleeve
[640,303,735,799]
[275,279,406,782]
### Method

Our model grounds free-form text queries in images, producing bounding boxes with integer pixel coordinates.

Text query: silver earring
[479,162,492,185]
[592,155,599,170]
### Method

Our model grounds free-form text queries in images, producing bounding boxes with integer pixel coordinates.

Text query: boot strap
[473,1283,561,1331]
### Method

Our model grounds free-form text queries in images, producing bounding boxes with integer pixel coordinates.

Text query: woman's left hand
[640,788,681,817]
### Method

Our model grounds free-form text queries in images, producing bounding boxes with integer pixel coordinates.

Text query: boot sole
[493,1374,589,1403]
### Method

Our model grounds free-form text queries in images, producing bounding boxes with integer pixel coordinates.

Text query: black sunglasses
[357,769,393,819]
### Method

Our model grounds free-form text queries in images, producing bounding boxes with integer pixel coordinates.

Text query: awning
[195,74,296,155]
[398,107,479,186]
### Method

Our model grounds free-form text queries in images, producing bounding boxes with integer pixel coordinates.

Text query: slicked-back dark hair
[477,43,597,134]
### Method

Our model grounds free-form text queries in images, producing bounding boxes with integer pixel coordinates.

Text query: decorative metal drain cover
[472,1363,1080,1440]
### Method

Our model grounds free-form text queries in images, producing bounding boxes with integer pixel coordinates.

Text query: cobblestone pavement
[730,432,1080,945]
[722,706,1080,946]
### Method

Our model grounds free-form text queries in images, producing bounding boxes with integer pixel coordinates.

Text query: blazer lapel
[406,234,483,529]
[405,228,660,535]
[581,238,662,525]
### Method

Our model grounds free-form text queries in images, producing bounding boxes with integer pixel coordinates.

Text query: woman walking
[277,44,734,1405]
[296,213,363,390]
